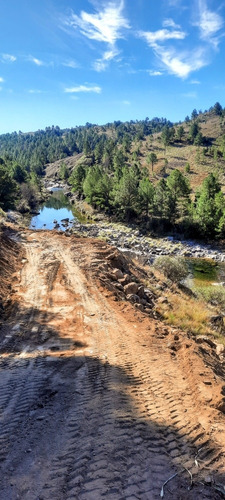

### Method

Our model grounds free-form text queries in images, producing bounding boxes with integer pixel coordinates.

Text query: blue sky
[0,0,225,133]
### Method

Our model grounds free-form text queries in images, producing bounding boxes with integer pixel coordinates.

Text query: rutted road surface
[0,229,225,499]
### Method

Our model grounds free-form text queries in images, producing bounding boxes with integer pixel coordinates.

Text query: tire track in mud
[0,232,224,499]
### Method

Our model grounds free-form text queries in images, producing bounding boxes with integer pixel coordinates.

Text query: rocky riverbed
[67,220,225,263]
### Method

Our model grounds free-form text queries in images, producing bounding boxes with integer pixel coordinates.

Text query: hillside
[41,109,225,192]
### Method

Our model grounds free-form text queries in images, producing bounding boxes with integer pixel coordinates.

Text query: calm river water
[30,189,77,231]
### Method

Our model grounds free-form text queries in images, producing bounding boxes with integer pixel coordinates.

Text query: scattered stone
[135,303,144,311]
[216,344,225,356]
[137,285,145,298]
[31,326,39,334]
[111,268,124,280]
[127,294,140,304]
[210,314,225,332]
[204,476,212,484]
[195,336,216,348]
[118,274,130,286]
[114,283,124,292]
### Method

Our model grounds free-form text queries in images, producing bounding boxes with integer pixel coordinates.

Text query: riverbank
[69,219,225,263]
[7,178,225,264]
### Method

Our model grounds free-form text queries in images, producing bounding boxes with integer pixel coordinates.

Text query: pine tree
[138,178,154,215]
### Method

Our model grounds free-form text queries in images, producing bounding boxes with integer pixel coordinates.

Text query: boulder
[137,285,145,299]
[119,274,130,286]
[111,268,124,280]
[216,344,225,356]
[126,294,140,304]
[124,282,139,295]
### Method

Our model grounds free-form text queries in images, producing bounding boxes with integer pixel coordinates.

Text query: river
[30,189,78,231]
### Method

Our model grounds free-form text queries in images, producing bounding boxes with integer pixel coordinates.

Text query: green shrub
[185,162,190,173]
[194,285,225,307]
[154,256,189,283]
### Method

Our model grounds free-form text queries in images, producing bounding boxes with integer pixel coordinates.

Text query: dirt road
[0,229,225,499]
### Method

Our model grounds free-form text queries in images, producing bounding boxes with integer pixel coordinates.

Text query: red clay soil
[0,227,224,500]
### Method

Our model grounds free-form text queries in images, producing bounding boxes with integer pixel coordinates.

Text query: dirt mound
[0,224,23,316]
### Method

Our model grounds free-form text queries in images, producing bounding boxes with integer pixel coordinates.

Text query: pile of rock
[91,248,157,316]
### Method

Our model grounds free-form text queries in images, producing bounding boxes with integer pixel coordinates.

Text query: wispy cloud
[156,46,208,78]
[64,84,102,94]
[2,53,16,63]
[139,26,205,78]
[148,70,163,76]
[139,1,224,79]
[139,28,186,45]
[67,1,129,44]
[29,56,45,66]
[64,1,129,71]
[62,60,79,69]
[197,0,223,47]
[190,79,201,84]
[163,19,181,29]
[0,77,4,83]
[93,47,119,71]
[122,100,131,105]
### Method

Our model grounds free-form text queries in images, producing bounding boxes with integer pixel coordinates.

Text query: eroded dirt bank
[0,227,225,500]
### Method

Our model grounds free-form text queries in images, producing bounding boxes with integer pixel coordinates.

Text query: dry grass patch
[158,293,211,335]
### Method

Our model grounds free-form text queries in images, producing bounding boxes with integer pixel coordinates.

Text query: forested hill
[1,102,225,240]
[0,116,172,176]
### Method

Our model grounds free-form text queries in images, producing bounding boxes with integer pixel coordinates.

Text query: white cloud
[62,60,79,68]
[155,46,207,78]
[68,1,129,44]
[93,47,119,71]
[122,100,131,105]
[29,56,45,66]
[64,85,102,94]
[65,1,129,71]
[162,19,181,29]
[2,53,16,63]
[148,70,163,76]
[138,5,219,80]
[198,0,223,46]
[139,28,186,45]
[0,77,4,83]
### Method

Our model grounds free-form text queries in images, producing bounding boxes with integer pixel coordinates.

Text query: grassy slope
[136,112,225,194]
[44,111,225,196]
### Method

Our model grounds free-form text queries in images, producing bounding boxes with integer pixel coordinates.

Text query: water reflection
[186,258,225,287]
[30,190,76,231]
